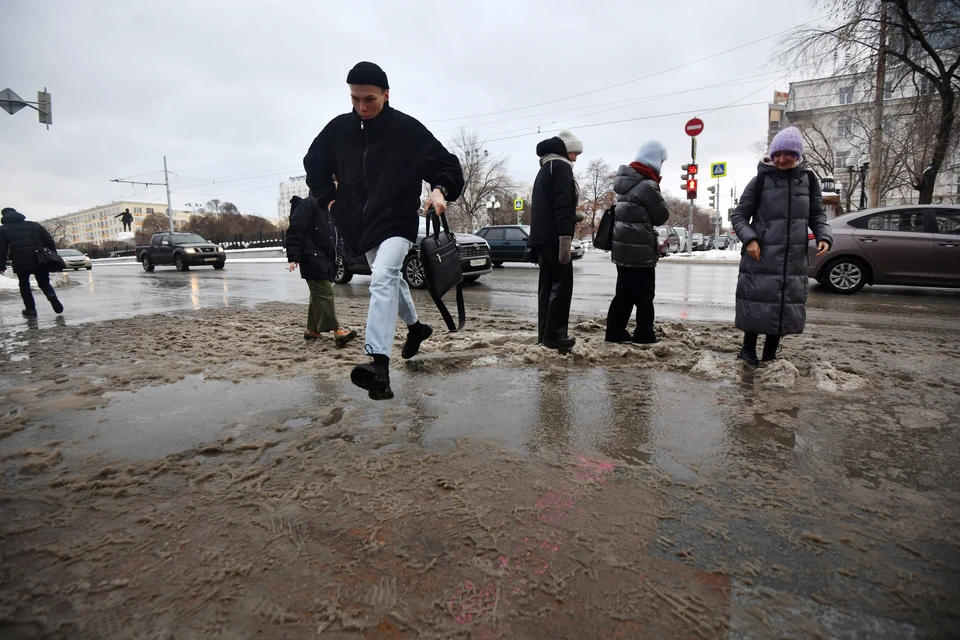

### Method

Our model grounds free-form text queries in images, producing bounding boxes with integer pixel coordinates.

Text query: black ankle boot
[350,355,393,400]
[47,295,63,314]
[737,348,759,366]
[402,322,433,359]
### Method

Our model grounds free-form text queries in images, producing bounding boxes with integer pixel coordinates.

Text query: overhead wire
[425,18,826,124]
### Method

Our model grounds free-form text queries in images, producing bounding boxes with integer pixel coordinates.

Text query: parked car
[808,205,960,294]
[654,226,680,256]
[474,225,583,265]
[571,238,585,260]
[335,217,492,288]
[673,227,691,252]
[692,233,706,251]
[136,232,226,271]
[714,235,730,250]
[58,248,92,270]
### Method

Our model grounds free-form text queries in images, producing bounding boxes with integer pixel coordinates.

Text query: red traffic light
[687,178,698,200]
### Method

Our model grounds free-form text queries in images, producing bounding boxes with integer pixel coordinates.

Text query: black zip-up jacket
[528,137,577,245]
[303,104,464,255]
[285,196,338,282]
[0,209,55,274]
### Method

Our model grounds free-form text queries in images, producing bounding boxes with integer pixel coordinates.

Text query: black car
[475,225,583,265]
[334,218,492,288]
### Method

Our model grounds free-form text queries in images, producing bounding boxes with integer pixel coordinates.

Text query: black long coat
[528,137,578,245]
[730,162,833,336]
[0,209,55,274]
[611,165,670,268]
[285,197,338,281]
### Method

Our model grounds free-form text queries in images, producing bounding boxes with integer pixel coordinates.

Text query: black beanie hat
[346,61,389,90]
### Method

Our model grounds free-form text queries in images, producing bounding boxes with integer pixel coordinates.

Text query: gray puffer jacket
[611,165,670,268]
[730,161,833,336]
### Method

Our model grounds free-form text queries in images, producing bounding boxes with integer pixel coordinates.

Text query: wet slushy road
[2,252,959,333]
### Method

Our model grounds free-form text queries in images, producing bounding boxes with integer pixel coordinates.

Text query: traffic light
[707,185,717,209]
[37,90,51,126]
[681,164,698,200]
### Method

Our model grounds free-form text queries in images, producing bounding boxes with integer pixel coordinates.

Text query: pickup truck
[136,232,226,272]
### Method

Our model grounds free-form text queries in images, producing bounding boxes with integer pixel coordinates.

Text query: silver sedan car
[808,205,960,293]
[58,248,92,270]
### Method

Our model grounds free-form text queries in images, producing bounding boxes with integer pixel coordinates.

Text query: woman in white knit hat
[528,129,582,350]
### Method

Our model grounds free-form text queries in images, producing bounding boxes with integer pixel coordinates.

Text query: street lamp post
[485,197,501,227]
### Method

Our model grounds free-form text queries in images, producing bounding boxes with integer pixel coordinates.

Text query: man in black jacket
[0,207,64,316]
[528,130,582,350]
[114,208,134,232]
[304,61,464,400]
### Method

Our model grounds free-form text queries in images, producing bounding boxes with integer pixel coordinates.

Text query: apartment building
[41,201,192,246]
[782,65,958,209]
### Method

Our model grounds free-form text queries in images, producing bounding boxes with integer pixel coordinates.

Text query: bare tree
[785,0,960,203]
[579,159,616,239]
[444,129,516,232]
[140,211,170,237]
[42,220,68,248]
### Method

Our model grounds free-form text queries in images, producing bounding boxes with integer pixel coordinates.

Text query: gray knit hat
[634,141,668,174]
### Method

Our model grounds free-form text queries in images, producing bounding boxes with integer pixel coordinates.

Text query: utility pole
[868,1,887,208]
[111,157,176,233]
[163,156,175,233]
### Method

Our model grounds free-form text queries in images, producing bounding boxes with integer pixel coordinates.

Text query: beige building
[41,201,192,246]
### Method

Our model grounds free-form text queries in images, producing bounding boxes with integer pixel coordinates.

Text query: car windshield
[171,233,209,244]
[58,249,82,256]
[521,225,531,235]
[655,228,667,237]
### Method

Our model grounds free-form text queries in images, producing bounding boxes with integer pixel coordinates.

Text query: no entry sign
[685,118,704,137]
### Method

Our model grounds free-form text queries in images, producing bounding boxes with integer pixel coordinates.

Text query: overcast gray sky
[1,0,825,224]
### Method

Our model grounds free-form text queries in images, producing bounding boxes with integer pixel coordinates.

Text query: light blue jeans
[364,236,418,357]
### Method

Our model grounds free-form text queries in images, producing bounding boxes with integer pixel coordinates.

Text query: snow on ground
[660,248,741,262]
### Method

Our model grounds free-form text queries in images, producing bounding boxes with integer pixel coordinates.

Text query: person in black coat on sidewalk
[528,129,583,350]
[0,207,64,317]
[605,141,671,344]
[286,196,357,348]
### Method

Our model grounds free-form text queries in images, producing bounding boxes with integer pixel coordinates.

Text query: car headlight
[185,248,196,253]
[216,246,223,252]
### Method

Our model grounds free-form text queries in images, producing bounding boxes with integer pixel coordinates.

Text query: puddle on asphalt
[0,374,339,461]
[398,366,748,479]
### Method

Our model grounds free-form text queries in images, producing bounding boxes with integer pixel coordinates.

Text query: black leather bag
[32,224,65,272]
[420,208,465,332]
[593,204,615,251]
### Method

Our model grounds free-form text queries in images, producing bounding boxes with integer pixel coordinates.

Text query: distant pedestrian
[114,208,134,232]
[604,141,670,344]
[730,127,832,365]
[0,207,64,317]
[285,195,357,348]
[303,61,464,400]
[529,129,582,350]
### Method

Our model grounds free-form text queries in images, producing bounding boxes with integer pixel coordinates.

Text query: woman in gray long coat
[730,127,832,365]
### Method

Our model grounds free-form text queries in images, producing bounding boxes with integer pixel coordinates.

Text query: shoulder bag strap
[429,282,465,332]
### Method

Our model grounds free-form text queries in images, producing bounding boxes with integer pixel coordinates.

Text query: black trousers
[743,332,781,359]
[537,244,574,343]
[18,271,56,310]
[122,221,132,231]
[606,266,656,341]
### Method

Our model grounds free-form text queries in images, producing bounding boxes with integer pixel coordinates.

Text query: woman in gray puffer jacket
[605,141,670,344]
[730,127,832,365]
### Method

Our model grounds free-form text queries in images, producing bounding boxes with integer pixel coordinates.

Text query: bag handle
[424,206,452,240]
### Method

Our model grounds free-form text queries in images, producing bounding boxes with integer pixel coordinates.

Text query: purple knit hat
[768,127,804,158]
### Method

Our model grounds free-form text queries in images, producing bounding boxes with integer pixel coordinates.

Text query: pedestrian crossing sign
[514,199,524,210]
[711,162,727,178]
